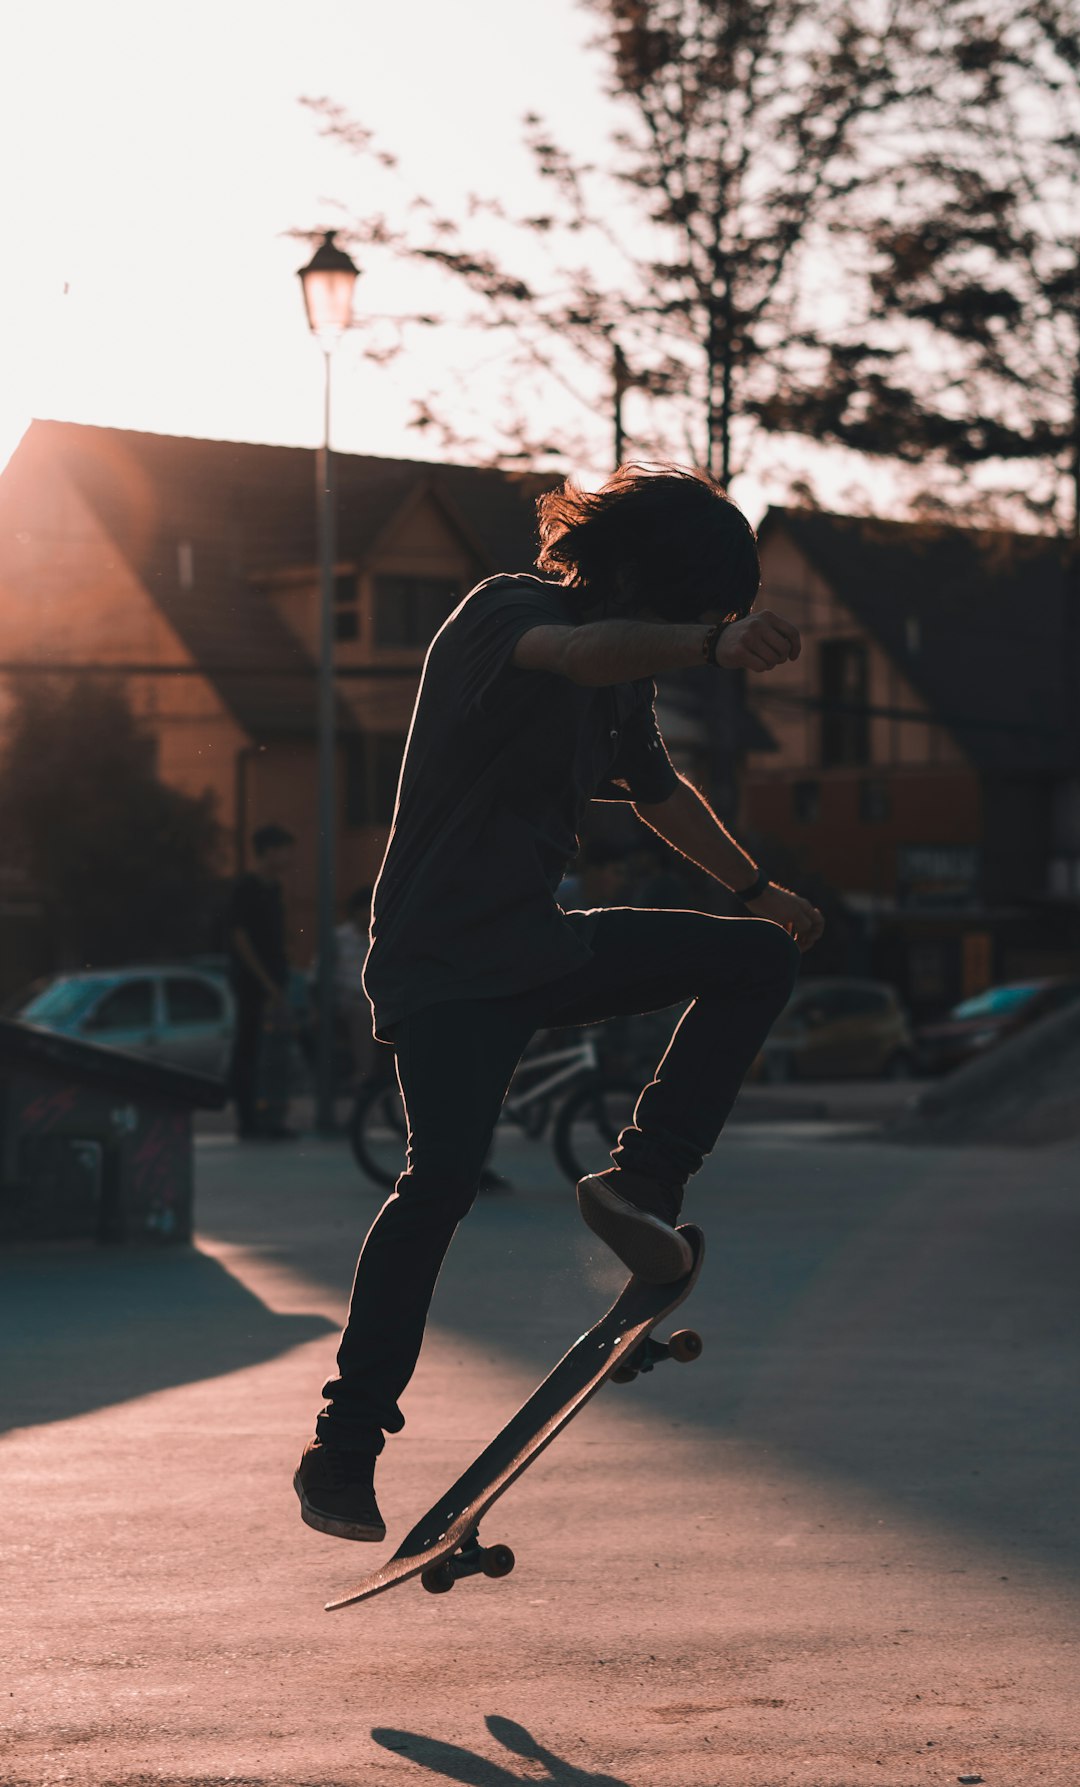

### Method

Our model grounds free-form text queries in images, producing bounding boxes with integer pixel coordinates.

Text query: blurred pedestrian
[226,823,295,1140]
[333,886,375,1089]
[624,835,697,908]
[578,838,630,906]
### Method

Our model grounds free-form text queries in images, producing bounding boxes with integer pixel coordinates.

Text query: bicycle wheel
[552,1075,641,1185]
[348,1080,408,1188]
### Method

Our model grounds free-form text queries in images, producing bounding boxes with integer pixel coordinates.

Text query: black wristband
[702,620,727,667]
[734,867,769,903]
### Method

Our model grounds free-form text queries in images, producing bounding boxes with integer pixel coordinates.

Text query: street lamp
[297,229,360,1134]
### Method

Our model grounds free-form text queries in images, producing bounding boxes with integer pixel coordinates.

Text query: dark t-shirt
[362,574,679,1042]
[226,873,289,999]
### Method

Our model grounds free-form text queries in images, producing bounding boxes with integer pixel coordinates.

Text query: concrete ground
[2,1115,1079,1786]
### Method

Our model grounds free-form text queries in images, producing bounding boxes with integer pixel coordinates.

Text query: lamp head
[297,229,359,342]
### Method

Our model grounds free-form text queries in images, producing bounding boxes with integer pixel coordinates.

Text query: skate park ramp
[888,998,1080,1146]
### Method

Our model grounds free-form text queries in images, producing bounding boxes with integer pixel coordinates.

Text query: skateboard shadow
[0,1240,335,1434]
[371,1715,631,1785]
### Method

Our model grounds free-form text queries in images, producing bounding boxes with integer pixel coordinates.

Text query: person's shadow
[371,1715,632,1785]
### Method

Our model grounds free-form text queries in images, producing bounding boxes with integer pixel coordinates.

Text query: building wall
[747,528,979,897]
[233,495,490,961]
[0,450,246,859]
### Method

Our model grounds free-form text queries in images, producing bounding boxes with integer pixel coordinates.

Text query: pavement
[3,1112,1079,1786]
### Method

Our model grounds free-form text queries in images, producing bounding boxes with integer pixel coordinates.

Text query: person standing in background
[226,823,295,1140]
[334,886,374,1088]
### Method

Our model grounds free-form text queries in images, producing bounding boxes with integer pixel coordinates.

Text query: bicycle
[347,1020,652,1190]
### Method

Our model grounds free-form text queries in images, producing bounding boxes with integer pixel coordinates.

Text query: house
[747,508,1080,1012]
[0,421,747,982]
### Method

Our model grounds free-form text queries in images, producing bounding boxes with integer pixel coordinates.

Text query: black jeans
[230,988,265,1134]
[316,907,800,1453]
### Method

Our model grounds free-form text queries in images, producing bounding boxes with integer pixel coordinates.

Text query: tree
[0,678,223,969]
[304,0,932,484]
[755,1,1080,533]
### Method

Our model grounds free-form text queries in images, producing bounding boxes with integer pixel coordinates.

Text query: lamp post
[297,229,359,1134]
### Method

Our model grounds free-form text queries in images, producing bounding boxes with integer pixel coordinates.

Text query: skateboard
[326,1224,704,1611]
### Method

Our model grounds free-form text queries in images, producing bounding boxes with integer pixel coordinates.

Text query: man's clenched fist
[716,609,800,673]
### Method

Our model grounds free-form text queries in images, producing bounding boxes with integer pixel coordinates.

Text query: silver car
[16,966,235,1079]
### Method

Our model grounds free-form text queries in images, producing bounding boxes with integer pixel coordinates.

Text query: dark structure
[0,1021,226,1244]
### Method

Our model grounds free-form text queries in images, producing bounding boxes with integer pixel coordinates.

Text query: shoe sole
[293,1472,386,1543]
[576,1176,694,1283]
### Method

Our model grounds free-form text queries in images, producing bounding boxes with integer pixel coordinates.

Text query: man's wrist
[702,620,728,667]
[733,866,770,903]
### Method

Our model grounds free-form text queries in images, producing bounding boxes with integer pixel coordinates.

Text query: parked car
[14,966,236,1078]
[916,977,1080,1075]
[754,978,916,1082]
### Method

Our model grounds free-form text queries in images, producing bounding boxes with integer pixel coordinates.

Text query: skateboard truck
[610,1326,702,1383]
[421,1531,516,1595]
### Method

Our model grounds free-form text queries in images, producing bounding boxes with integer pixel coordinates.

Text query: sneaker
[576,1167,694,1283]
[294,1439,386,1542]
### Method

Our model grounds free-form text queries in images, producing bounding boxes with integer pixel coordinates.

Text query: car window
[85,980,155,1032]
[165,976,225,1026]
[952,983,1041,1021]
[21,978,112,1024]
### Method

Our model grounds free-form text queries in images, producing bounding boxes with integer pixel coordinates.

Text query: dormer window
[334,572,360,642]
[374,575,461,649]
[820,639,869,767]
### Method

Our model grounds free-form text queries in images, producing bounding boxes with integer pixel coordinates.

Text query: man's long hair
[535,462,760,624]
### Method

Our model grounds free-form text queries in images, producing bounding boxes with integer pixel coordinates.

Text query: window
[165,976,225,1026]
[793,779,820,823]
[820,639,869,767]
[346,732,408,826]
[859,777,890,823]
[84,980,155,1032]
[334,572,360,643]
[373,575,461,649]
[22,978,110,1025]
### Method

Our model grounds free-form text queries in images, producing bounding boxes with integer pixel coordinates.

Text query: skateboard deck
[326,1223,704,1610]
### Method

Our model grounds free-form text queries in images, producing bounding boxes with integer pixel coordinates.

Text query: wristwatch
[734,866,769,903]
[702,620,727,667]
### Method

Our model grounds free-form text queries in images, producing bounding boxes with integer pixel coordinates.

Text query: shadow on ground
[371,1715,631,1785]
[0,1240,334,1433]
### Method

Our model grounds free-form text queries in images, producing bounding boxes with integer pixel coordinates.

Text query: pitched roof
[20,420,558,738]
[761,507,1079,771]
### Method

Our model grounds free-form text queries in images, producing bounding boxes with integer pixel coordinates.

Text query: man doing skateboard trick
[296,463,823,1542]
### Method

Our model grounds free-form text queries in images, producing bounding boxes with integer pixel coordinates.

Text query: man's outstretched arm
[632,777,825,952]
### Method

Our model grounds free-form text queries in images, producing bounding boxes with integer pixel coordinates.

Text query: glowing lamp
[297,230,359,341]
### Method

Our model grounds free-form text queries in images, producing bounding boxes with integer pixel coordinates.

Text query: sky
[0,3,639,481]
[1,0,938,534]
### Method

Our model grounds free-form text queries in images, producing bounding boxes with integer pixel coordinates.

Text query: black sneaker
[576,1167,694,1283]
[294,1439,386,1542]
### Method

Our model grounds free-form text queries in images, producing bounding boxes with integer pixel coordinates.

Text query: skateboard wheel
[668,1328,703,1363]
[421,1563,455,1594]
[481,1544,516,1579]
